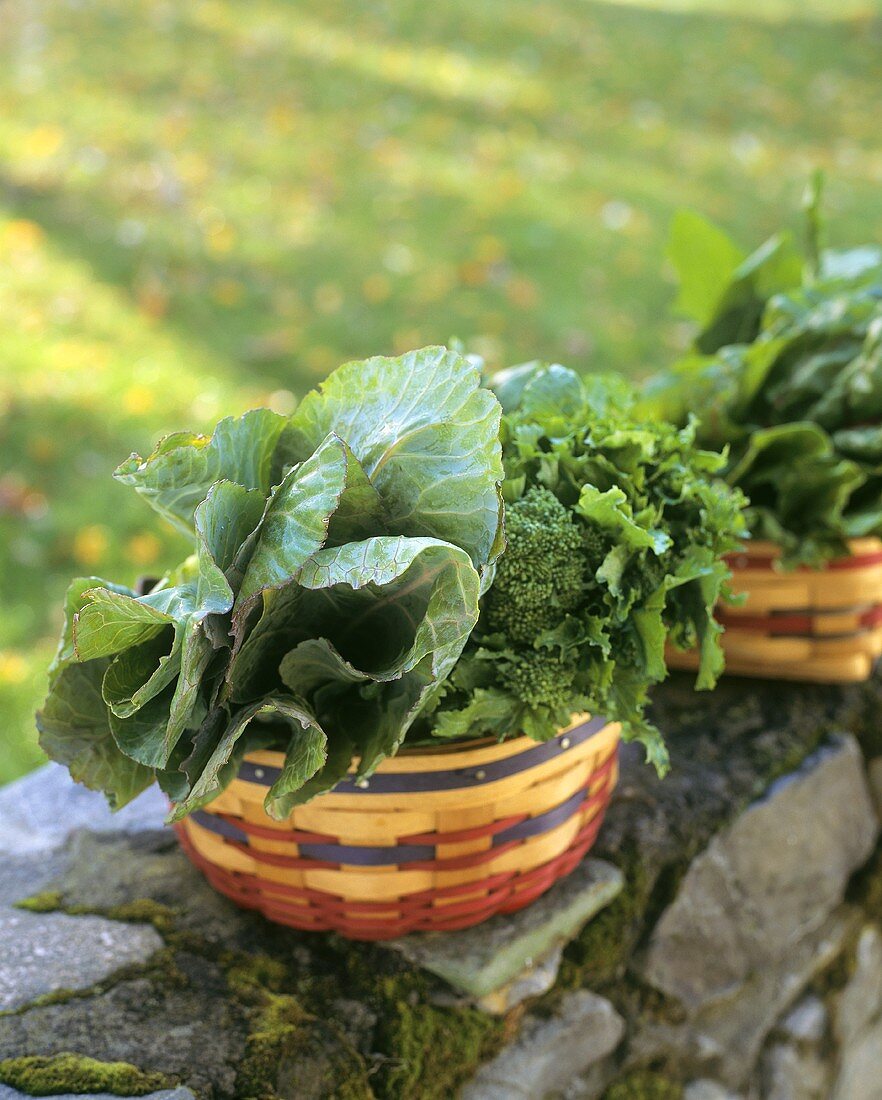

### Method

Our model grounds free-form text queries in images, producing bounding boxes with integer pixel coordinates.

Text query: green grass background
[2,0,882,785]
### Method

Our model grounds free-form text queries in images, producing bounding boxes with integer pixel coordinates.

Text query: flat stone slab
[462,990,624,1099]
[0,1090,194,1100]
[0,911,163,1012]
[0,765,168,857]
[0,1091,194,1100]
[387,857,623,1002]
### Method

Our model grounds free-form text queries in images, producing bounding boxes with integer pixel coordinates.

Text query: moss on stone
[374,976,503,1100]
[313,939,506,1100]
[101,899,178,936]
[603,1069,684,1100]
[14,891,64,913]
[235,991,306,1099]
[555,845,652,991]
[0,1053,174,1096]
[14,892,177,936]
[228,952,373,1100]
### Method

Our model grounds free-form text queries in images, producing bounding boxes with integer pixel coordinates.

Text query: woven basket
[668,537,882,683]
[175,714,620,940]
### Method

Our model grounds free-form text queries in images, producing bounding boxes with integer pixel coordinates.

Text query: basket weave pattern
[668,537,882,683]
[175,715,620,939]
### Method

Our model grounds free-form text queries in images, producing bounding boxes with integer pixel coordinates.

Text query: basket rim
[727,535,882,567]
[243,712,616,774]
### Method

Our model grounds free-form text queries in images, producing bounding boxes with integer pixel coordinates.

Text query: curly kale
[484,488,587,647]
[419,363,748,772]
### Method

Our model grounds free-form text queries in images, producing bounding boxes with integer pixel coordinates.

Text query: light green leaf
[73,590,171,662]
[114,408,287,534]
[668,210,745,326]
[49,577,137,681]
[279,346,504,567]
[235,434,359,608]
[576,485,671,554]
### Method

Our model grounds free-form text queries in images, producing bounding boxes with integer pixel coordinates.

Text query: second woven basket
[176,714,620,939]
[669,536,882,683]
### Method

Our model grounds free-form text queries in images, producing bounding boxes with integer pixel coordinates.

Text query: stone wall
[2,671,882,1100]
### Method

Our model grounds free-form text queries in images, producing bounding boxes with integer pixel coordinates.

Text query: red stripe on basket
[718,603,882,637]
[400,813,527,845]
[726,550,882,572]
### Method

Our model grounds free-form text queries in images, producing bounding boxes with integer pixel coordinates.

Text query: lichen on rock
[0,1052,174,1096]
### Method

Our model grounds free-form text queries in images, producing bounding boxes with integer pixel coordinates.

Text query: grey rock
[692,908,858,1086]
[0,1091,194,1100]
[387,858,623,1003]
[0,764,169,856]
[684,1083,743,1100]
[835,923,882,1047]
[641,736,877,1011]
[461,990,624,1100]
[0,851,69,911]
[559,1061,617,1100]
[0,958,250,1097]
[831,924,882,1100]
[632,907,859,1088]
[868,756,882,819]
[761,1043,831,1100]
[778,996,828,1045]
[832,1023,882,1100]
[0,910,163,1011]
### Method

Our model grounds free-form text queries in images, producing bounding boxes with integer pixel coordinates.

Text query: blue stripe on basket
[493,787,587,845]
[191,810,249,844]
[237,715,608,794]
[298,840,435,865]
[189,778,593,867]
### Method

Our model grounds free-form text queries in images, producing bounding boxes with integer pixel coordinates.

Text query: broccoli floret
[484,487,587,646]
[505,649,578,709]
[581,523,611,568]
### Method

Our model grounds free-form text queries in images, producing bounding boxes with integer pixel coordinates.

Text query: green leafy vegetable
[38,347,503,818]
[641,193,882,565]
[415,364,748,772]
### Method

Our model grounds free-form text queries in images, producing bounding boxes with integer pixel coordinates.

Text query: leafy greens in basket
[641,188,882,566]
[38,346,745,815]
[415,363,748,773]
[38,348,505,818]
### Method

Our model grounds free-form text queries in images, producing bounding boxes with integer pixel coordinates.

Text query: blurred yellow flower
[73,525,109,566]
[506,276,540,309]
[362,273,391,304]
[124,384,156,414]
[3,219,45,252]
[22,125,64,159]
[314,282,344,314]
[475,236,505,264]
[205,222,236,254]
[414,266,455,303]
[27,436,57,464]
[266,103,298,134]
[212,278,244,307]
[0,652,29,685]
[303,345,336,375]
[393,329,423,353]
[126,532,162,567]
